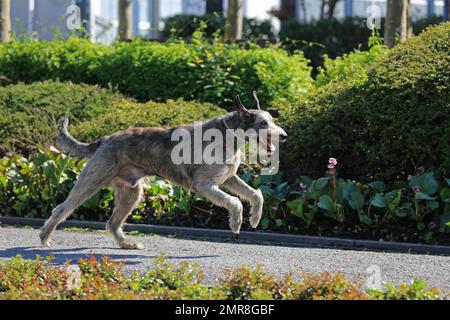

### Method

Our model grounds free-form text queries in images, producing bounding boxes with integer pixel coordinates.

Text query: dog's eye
[260,121,268,126]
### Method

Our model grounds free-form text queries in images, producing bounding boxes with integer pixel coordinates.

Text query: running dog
[40,92,287,249]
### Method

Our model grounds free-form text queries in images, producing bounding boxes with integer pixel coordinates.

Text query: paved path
[0,225,449,291]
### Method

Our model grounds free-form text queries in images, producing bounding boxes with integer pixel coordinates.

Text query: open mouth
[259,135,275,154]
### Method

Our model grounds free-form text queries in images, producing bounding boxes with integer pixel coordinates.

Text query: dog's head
[234,92,287,155]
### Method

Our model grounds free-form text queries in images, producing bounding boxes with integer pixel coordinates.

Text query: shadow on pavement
[0,246,219,265]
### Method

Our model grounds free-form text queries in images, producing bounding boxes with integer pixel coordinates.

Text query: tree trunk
[385,0,412,48]
[118,0,133,41]
[225,0,243,41]
[384,0,402,47]
[400,0,412,41]
[206,0,223,14]
[327,0,341,19]
[0,0,11,43]
[320,0,326,19]
[300,0,307,22]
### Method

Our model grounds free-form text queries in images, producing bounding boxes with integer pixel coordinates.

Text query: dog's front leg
[193,181,243,234]
[223,175,264,229]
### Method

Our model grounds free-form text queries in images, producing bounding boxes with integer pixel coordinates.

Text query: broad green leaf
[425,200,439,212]
[313,177,330,192]
[287,199,304,218]
[368,181,385,193]
[395,208,410,218]
[349,191,365,212]
[409,172,438,195]
[415,192,436,201]
[359,214,373,225]
[318,195,334,212]
[440,188,450,203]
[385,190,402,213]
[370,193,386,208]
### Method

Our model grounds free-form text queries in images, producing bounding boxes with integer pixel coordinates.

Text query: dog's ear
[252,91,261,110]
[267,108,280,118]
[234,95,250,120]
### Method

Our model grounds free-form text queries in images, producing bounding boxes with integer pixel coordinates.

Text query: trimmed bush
[0,81,225,155]
[0,80,120,155]
[71,98,226,142]
[0,33,313,108]
[282,23,450,183]
[94,33,313,108]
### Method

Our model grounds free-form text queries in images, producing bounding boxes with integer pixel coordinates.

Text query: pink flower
[327,158,337,169]
[412,186,420,193]
[328,158,338,166]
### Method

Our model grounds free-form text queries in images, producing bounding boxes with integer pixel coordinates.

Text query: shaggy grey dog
[40,93,287,249]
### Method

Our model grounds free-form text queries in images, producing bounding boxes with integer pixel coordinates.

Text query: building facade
[8,0,450,44]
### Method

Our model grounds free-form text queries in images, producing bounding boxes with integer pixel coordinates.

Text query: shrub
[0,80,120,155]
[0,32,313,108]
[0,37,110,84]
[282,23,450,183]
[71,98,226,142]
[0,81,225,155]
[315,32,387,87]
[0,255,444,300]
[161,14,275,40]
[280,16,445,72]
[95,31,313,108]
[280,17,372,72]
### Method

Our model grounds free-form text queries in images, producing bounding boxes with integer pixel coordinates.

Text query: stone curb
[1,216,449,255]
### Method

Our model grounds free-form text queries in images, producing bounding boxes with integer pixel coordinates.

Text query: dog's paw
[119,239,145,250]
[229,197,243,234]
[249,214,262,229]
[229,217,242,234]
[39,229,52,247]
[249,189,263,228]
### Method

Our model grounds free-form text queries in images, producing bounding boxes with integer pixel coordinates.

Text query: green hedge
[280,16,444,72]
[71,98,226,142]
[0,81,119,155]
[0,33,313,108]
[282,23,450,183]
[0,80,225,155]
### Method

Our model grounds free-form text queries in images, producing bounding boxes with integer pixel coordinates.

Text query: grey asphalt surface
[0,225,449,291]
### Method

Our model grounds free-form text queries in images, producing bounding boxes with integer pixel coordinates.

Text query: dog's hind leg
[106,180,144,250]
[223,175,264,229]
[193,181,243,234]
[39,156,115,247]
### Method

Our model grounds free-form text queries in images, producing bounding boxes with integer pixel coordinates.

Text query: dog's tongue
[266,137,275,153]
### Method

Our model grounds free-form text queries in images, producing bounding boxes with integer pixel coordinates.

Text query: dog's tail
[56,115,102,159]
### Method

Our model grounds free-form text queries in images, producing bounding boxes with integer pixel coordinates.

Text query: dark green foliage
[280,16,446,72]
[71,98,226,142]
[0,33,312,108]
[283,23,450,183]
[0,81,120,155]
[0,37,110,84]
[0,80,225,155]
[280,17,372,72]
[94,33,312,108]
[161,14,275,39]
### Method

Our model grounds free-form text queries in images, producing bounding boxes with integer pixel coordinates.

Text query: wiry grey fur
[40,94,287,250]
